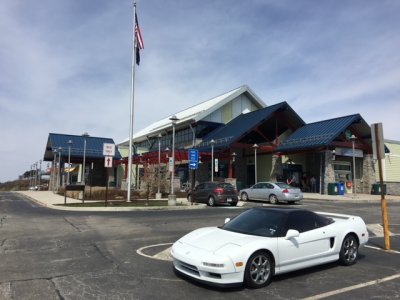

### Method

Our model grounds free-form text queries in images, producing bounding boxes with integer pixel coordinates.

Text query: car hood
[179,227,260,252]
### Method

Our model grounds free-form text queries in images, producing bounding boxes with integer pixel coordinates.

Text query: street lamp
[350,134,357,198]
[229,152,237,178]
[210,139,215,182]
[67,140,73,185]
[156,134,162,199]
[82,132,90,184]
[253,144,259,184]
[33,162,37,188]
[38,159,42,187]
[53,149,57,192]
[168,115,179,205]
[57,147,62,190]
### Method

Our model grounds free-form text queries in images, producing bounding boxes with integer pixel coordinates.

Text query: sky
[1,0,399,182]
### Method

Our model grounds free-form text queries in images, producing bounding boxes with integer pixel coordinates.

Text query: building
[118,85,395,195]
[43,133,121,189]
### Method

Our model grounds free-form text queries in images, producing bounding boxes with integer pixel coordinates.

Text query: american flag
[135,12,144,65]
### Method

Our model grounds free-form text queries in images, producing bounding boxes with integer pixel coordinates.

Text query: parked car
[187,182,238,206]
[171,207,369,288]
[239,182,303,204]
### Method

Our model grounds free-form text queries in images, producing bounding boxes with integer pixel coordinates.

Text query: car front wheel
[244,251,273,289]
[269,194,278,204]
[208,196,216,206]
[241,192,249,201]
[339,234,359,266]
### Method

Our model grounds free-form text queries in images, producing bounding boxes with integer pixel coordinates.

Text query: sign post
[371,123,390,250]
[188,149,199,204]
[103,143,116,207]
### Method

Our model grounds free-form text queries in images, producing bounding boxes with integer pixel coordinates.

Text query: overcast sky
[1,0,399,182]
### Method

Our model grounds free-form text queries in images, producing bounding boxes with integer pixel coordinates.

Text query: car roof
[250,207,311,215]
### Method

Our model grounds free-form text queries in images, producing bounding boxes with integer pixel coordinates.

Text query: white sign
[104,156,113,168]
[103,143,116,157]
[214,158,219,172]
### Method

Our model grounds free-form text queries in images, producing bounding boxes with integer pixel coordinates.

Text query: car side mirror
[224,218,231,224]
[285,229,300,240]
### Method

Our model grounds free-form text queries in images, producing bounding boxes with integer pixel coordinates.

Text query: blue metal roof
[198,102,305,151]
[276,114,367,152]
[44,133,121,161]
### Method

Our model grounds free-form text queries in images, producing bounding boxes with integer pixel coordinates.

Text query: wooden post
[375,124,391,250]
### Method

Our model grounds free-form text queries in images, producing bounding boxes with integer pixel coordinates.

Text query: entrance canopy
[197,101,305,152]
[276,114,373,154]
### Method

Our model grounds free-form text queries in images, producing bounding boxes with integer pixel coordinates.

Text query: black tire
[269,194,278,205]
[244,251,273,289]
[288,201,295,205]
[339,234,359,266]
[208,196,216,206]
[241,192,249,201]
[230,202,237,206]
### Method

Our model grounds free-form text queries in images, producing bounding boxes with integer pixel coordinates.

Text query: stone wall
[385,182,400,195]
[360,154,375,194]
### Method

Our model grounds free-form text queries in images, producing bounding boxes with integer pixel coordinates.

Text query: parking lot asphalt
[16,190,400,254]
[16,190,400,212]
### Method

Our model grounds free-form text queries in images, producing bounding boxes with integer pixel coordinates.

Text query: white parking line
[365,244,400,254]
[136,243,173,261]
[302,273,400,300]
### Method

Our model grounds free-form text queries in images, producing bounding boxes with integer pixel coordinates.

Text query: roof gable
[198,101,305,150]
[120,85,266,145]
[44,133,121,161]
[276,114,367,152]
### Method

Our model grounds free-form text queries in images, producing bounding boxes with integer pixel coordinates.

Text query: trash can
[328,183,338,195]
[337,182,345,195]
[371,183,386,195]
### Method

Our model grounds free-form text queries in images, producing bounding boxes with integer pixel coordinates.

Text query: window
[285,211,332,233]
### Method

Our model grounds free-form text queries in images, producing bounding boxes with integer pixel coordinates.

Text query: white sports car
[171,207,369,288]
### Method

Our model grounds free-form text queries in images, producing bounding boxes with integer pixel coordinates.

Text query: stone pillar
[361,154,375,194]
[270,155,283,182]
[323,150,336,195]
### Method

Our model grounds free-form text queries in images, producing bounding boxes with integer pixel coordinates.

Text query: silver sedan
[239,182,303,204]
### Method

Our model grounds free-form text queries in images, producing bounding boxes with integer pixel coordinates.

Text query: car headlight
[202,262,225,268]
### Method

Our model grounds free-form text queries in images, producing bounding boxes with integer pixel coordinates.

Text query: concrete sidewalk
[16,190,400,212]
[303,192,400,202]
[16,190,205,211]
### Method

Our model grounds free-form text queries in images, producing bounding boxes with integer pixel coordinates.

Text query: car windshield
[222,209,286,237]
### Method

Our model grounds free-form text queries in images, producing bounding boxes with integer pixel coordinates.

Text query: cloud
[0,0,399,182]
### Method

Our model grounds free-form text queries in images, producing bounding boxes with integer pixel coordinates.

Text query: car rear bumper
[216,195,238,205]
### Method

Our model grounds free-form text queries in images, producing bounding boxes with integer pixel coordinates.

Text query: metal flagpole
[127,1,137,202]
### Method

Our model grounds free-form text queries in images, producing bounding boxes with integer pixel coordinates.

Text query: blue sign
[188,149,199,170]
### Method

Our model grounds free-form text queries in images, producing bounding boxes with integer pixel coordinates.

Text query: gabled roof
[120,85,266,145]
[198,101,305,151]
[43,133,121,161]
[276,114,370,153]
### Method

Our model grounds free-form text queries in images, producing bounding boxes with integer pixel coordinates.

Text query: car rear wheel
[208,196,216,206]
[339,234,359,266]
[269,194,278,204]
[241,192,249,201]
[244,251,273,289]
